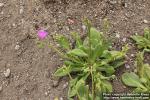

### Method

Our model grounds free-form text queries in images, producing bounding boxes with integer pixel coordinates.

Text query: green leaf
[68,85,77,98]
[55,35,70,50]
[144,28,150,40]
[122,72,144,88]
[67,49,88,57]
[96,65,115,76]
[91,44,105,61]
[78,85,89,99]
[71,32,82,48]
[144,64,150,80]
[102,18,110,34]
[110,51,125,60]
[54,65,70,77]
[111,60,125,68]
[134,87,148,92]
[68,98,74,100]
[102,80,113,92]
[131,35,150,49]
[135,52,144,78]
[36,41,45,48]
[68,75,89,98]
[90,27,103,47]
[64,61,84,72]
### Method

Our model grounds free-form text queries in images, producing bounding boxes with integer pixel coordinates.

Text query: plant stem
[49,44,66,58]
[49,44,80,63]
[90,66,95,100]
[67,68,81,100]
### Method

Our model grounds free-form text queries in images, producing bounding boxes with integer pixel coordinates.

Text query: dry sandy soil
[0,0,150,100]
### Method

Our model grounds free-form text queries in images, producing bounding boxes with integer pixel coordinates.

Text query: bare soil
[0,0,150,100]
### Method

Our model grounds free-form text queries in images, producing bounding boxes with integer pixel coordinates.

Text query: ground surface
[0,0,150,100]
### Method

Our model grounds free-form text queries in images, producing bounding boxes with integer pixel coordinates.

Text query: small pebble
[1,11,4,14]
[52,80,59,87]
[124,3,127,8]
[45,92,49,96]
[12,23,16,27]
[109,1,117,4]
[135,33,138,35]
[20,6,24,14]
[123,86,126,89]
[0,3,4,7]
[15,45,20,50]
[4,68,11,78]
[63,82,68,89]
[122,38,126,42]
[131,54,134,57]
[125,64,130,69]
[115,33,120,38]
[60,97,63,100]
[143,20,148,24]
[82,25,86,31]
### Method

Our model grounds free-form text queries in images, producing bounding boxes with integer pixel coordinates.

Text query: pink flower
[38,30,48,40]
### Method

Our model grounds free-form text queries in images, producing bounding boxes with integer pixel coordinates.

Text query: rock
[0,3,4,7]
[125,64,130,69]
[109,0,117,4]
[123,86,126,89]
[135,33,138,35]
[12,23,16,27]
[1,11,4,14]
[122,38,126,42]
[131,54,134,57]
[124,3,127,8]
[52,80,59,87]
[45,92,49,96]
[4,69,11,78]
[60,97,63,100]
[15,45,20,50]
[0,86,2,92]
[63,82,68,89]
[143,20,148,24]
[20,6,24,14]
[115,33,120,38]
[82,25,86,31]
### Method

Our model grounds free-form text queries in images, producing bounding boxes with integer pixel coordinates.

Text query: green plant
[122,52,150,92]
[50,19,128,100]
[131,28,150,52]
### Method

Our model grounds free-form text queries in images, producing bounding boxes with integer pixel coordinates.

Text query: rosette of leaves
[131,28,150,52]
[122,52,150,92]
[52,19,128,100]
